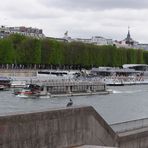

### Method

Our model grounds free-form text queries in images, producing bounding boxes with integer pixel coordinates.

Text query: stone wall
[0,69,36,77]
[0,106,117,148]
[118,129,148,148]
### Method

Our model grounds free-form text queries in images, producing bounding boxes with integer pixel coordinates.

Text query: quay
[1,106,148,147]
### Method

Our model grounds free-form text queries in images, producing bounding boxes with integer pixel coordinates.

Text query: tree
[0,39,15,64]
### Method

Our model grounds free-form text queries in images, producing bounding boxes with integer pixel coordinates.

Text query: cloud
[0,0,49,19]
[39,0,148,10]
[0,0,148,43]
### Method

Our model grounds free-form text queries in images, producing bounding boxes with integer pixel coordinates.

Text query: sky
[1,0,148,43]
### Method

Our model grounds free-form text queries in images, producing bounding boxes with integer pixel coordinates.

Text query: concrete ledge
[0,106,118,148]
[118,126,148,147]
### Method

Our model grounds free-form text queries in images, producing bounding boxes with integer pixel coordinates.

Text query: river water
[0,85,148,124]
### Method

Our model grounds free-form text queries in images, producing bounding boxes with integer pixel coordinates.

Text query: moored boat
[14,84,50,98]
[89,66,147,86]
[36,70,80,79]
[0,76,11,90]
[14,88,34,96]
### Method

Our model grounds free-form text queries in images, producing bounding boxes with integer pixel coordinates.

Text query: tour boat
[11,80,27,88]
[36,70,80,79]
[89,66,147,86]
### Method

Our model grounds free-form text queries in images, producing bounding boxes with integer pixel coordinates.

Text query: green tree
[0,39,15,64]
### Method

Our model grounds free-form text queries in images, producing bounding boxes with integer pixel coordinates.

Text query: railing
[110,118,148,133]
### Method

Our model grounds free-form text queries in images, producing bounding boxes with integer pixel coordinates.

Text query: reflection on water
[0,85,148,124]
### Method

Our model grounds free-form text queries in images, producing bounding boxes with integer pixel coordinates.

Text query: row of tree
[0,34,148,69]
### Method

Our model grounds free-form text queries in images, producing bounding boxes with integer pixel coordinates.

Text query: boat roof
[122,64,148,69]
[91,67,142,73]
[0,77,11,81]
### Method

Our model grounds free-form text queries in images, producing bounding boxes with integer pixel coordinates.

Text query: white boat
[90,67,147,86]
[36,70,80,79]
[14,84,51,98]
[11,80,26,88]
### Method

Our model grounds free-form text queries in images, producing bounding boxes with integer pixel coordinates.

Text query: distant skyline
[1,0,148,43]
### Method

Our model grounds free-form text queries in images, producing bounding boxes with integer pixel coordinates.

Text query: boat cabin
[90,67,143,77]
[37,70,80,79]
[0,77,11,90]
[122,64,148,71]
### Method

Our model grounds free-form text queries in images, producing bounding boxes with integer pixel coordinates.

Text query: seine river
[0,85,148,124]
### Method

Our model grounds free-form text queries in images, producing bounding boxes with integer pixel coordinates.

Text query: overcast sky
[1,0,148,43]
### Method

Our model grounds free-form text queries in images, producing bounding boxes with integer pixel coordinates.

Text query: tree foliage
[0,34,148,68]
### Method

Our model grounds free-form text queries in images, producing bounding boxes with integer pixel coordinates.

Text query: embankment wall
[0,69,36,77]
[118,129,148,148]
[0,106,117,148]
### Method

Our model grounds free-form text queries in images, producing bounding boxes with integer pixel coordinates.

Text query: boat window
[50,72,68,76]
[38,71,70,76]
[41,87,44,91]
[38,71,50,74]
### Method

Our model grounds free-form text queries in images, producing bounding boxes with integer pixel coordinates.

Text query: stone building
[0,25,45,39]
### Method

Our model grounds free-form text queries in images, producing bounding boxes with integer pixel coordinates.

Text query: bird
[66,98,73,107]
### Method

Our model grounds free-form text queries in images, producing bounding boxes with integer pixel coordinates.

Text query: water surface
[0,85,148,124]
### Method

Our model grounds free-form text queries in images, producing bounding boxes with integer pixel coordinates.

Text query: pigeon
[66,98,73,107]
